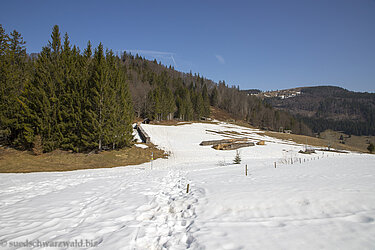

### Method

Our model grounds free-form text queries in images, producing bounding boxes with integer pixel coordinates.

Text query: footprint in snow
[345,214,374,223]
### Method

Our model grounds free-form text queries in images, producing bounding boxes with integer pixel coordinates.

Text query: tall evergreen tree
[0,24,10,143]
[202,84,210,116]
[0,27,28,145]
[210,87,218,106]
[82,43,108,150]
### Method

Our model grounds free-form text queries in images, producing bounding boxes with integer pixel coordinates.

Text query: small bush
[32,135,43,155]
[233,150,241,164]
[368,143,374,153]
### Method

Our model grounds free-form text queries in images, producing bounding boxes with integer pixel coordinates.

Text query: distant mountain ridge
[245,86,375,136]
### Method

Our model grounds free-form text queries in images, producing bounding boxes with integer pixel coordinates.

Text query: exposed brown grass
[142,107,242,127]
[263,131,371,153]
[210,106,239,121]
[0,144,167,173]
[149,120,193,126]
[319,130,375,153]
[210,106,259,130]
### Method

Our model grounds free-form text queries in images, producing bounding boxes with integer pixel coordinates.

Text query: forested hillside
[0,24,311,153]
[264,86,375,136]
[0,25,134,152]
[119,49,312,136]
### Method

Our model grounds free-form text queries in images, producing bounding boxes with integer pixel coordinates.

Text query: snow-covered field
[1,122,375,249]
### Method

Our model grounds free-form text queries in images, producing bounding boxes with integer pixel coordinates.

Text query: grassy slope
[264,131,374,153]
[0,144,167,173]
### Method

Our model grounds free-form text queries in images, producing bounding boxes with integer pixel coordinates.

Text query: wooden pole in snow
[151,152,153,170]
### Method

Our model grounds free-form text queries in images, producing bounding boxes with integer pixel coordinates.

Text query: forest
[0,24,311,153]
[265,86,375,136]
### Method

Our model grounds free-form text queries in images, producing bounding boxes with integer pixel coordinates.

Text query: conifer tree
[17,46,52,150]
[103,49,119,148]
[1,27,28,145]
[175,86,194,121]
[0,24,10,143]
[192,91,204,119]
[60,34,83,151]
[202,84,210,116]
[0,24,8,56]
[233,150,241,164]
[210,87,218,106]
[45,25,64,151]
[84,40,92,58]
[113,60,134,147]
[77,41,94,151]
[82,42,108,150]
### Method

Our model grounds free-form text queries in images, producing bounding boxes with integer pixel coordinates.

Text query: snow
[132,125,142,143]
[134,144,148,149]
[1,122,375,249]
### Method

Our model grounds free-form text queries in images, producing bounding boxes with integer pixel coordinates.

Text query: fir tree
[210,87,218,106]
[193,91,204,119]
[0,24,10,143]
[202,84,210,117]
[1,27,28,145]
[233,150,241,164]
[82,42,108,150]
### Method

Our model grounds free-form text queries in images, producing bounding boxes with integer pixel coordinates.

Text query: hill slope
[260,86,375,136]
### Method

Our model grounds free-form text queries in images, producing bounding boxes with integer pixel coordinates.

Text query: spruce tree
[202,84,210,117]
[0,24,8,56]
[17,46,51,150]
[0,24,10,143]
[183,90,194,120]
[45,25,64,151]
[103,49,118,148]
[233,150,241,164]
[115,61,134,147]
[210,87,218,106]
[77,41,94,151]
[193,91,204,119]
[1,28,28,146]
[82,43,108,150]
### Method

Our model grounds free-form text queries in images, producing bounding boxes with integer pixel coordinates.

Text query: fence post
[151,152,153,170]
[274,162,276,168]
[245,164,248,176]
[186,184,190,193]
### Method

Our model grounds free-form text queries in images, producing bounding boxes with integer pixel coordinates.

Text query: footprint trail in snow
[131,171,202,249]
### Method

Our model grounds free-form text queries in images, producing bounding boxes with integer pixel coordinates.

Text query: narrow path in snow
[131,171,202,249]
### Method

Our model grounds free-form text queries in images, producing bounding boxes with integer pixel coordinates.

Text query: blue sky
[1,0,374,92]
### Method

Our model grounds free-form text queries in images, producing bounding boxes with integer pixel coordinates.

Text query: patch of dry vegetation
[263,131,371,153]
[210,106,240,121]
[149,120,193,126]
[0,144,167,173]
[319,130,375,153]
